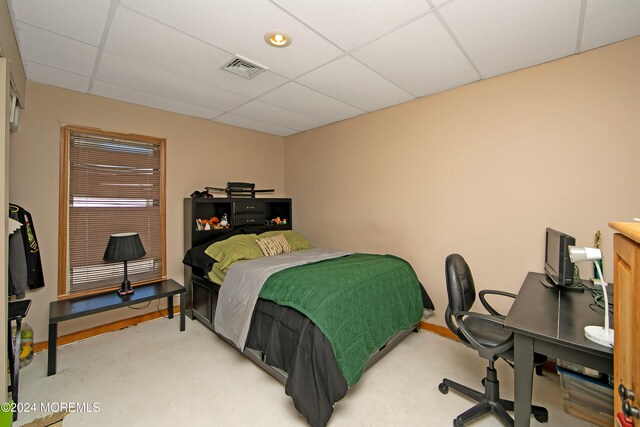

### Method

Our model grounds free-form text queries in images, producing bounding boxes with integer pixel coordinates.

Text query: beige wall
[10,82,284,341]
[284,36,640,324]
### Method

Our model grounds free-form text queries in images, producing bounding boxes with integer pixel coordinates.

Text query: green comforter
[258,253,423,386]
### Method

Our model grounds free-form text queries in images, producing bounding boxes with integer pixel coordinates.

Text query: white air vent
[222,55,268,79]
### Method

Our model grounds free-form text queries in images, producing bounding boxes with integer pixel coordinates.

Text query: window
[58,126,166,296]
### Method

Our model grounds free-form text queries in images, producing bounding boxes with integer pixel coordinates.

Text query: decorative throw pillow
[258,230,312,251]
[256,234,292,257]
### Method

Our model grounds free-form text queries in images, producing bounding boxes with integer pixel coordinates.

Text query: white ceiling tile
[92,80,223,119]
[15,22,98,76]
[439,0,582,78]
[215,114,297,137]
[120,0,342,78]
[272,0,430,51]
[259,82,364,126]
[106,6,288,98]
[24,61,90,93]
[297,56,414,112]
[231,100,322,131]
[353,13,479,97]
[96,52,250,112]
[581,0,640,51]
[9,0,111,46]
[10,0,638,137]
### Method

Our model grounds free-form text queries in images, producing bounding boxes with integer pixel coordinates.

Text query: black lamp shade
[103,232,146,262]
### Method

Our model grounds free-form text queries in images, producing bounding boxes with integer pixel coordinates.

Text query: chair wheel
[439,382,449,394]
[534,412,548,423]
[453,418,463,427]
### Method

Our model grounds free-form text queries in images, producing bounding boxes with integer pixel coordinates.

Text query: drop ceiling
[8,0,640,137]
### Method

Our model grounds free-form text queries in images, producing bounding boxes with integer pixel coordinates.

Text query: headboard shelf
[183,197,292,317]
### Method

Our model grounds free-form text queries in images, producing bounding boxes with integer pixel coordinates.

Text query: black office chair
[438,254,548,426]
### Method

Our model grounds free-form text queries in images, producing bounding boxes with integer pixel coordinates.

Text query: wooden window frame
[58,125,166,299]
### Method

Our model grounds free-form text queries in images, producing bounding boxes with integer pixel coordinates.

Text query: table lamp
[568,246,614,347]
[103,232,146,296]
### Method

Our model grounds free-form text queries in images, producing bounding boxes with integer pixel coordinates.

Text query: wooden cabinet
[183,197,292,319]
[609,222,640,426]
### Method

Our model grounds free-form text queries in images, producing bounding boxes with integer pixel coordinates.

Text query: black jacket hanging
[9,204,45,298]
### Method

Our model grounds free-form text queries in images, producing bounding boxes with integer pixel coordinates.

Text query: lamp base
[117,288,134,297]
[117,278,134,297]
[584,325,614,347]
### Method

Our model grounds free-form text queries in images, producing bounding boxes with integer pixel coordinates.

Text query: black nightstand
[48,279,185,376]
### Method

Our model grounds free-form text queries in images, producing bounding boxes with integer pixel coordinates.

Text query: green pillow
[207,262,227,285]
[204,234,263,270]
[258,230,312,251]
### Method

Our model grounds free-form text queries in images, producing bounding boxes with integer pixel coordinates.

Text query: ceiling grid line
[271,4,438,100]
[347,55,418,100]
[24,59,91,80]
[575,0,588,54]
[214,112,298,134]
[91,78,223,118]
[427,0,484,80]
[286,80,367,112]
[268,0,347,53]
[87,0,120,93]
[12,20,99,50]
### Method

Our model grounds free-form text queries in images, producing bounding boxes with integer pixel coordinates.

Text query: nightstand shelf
[48,279,185,376]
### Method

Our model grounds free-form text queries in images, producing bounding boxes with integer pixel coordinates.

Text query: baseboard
[419,321,460,341]
[33,305,180,353]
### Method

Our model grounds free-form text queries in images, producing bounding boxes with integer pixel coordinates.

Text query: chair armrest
[455,311,513,358]
[478,290,517,317]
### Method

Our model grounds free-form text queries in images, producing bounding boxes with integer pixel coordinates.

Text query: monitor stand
[539,276,584,292]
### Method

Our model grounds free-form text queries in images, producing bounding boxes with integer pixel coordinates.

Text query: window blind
[67,131,163,293]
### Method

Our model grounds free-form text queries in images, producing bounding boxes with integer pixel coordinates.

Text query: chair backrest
[444,254,476,341]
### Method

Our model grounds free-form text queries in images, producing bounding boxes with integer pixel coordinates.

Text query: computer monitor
[544,227,576,287]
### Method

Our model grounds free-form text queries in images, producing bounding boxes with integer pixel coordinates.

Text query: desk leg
[514,333,534,427]
[47,323,57,376]
[167,296,174,319]
[179,293,185,332]
[7,321,15,389]
[11,319,23,420]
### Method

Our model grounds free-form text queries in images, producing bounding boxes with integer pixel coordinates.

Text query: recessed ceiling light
[264,30,292,48]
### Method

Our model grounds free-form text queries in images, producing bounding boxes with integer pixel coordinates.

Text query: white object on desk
[568,246,614,347]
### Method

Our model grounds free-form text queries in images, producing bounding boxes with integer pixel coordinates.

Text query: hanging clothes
[9,204,45,298]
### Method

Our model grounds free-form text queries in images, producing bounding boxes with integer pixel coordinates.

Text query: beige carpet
[14,317,597,426]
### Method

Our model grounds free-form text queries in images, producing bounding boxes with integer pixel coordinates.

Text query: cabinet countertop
[609,222,640,243]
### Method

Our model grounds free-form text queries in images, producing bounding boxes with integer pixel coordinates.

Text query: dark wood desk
[504,272,614,427]
[48,279,185,376]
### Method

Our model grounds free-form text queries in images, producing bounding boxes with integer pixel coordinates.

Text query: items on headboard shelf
[195,214,231,231]
[185,197,292,246]
[190,188,214,198]
[183,197,292,317]
[206,182,275,198]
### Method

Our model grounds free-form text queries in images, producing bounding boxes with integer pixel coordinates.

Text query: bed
[183,227,434,426]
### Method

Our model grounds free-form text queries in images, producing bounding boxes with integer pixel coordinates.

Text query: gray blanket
[214,248,352,349]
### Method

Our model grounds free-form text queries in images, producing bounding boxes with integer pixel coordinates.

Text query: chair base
[439,364,548,426]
